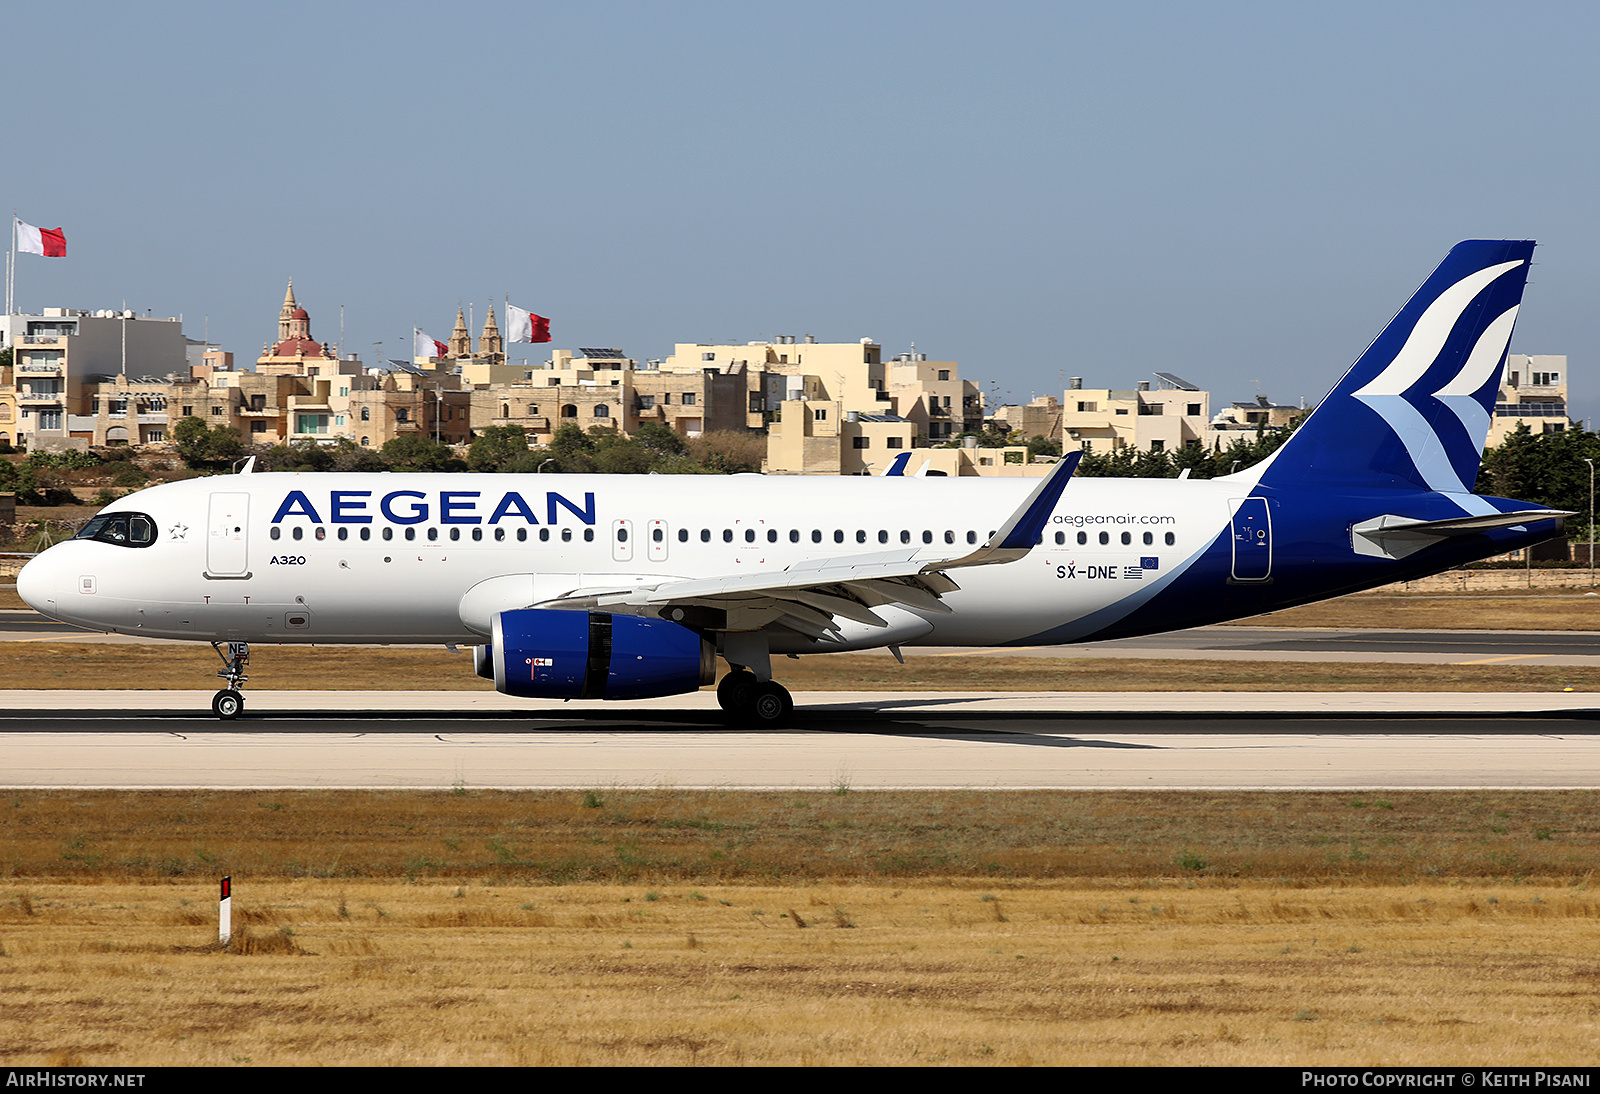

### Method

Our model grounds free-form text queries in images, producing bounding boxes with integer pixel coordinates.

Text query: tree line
[18,414,1600,524]
[172,418,767,477]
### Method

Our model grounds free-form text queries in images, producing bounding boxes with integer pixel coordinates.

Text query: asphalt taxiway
[3,689,1598,790]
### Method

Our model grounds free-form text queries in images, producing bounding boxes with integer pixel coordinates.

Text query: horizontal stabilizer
[1351,508,1571,559]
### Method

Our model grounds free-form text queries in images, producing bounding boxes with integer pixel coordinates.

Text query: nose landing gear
[210,641,249,720]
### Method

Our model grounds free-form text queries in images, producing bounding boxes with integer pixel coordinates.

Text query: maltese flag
[413,328,448,359]
[505,303,551,343]
[15,218,66,257]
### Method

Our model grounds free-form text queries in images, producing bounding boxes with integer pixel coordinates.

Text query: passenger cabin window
[75,513,157,548]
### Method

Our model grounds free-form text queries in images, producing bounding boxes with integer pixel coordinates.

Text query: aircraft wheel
[212,689,244,720]
[748,681,793,727]
[716,669,758,714]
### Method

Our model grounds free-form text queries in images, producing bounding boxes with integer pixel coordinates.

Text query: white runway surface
[3,689,1598,790]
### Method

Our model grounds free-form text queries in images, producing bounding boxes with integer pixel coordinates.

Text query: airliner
[16,241,1569,724]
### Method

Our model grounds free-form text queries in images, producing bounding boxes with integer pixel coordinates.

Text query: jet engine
[481,608,715,700]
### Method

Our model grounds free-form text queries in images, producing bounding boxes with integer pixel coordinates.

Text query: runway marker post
[219,875,231,949]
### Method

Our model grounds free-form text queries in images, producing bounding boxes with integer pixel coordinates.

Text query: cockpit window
[75,512,157,548]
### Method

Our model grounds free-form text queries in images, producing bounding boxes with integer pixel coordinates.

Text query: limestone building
[1488,354,1575,444]
[472,346,749,444]
[1060,373,1211,455]
[664,336,984,474]
[0,306,192,448]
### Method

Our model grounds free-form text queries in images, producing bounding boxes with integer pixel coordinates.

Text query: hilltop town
[0,284,1575,495]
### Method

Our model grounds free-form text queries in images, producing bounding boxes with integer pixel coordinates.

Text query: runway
[4,689,1599,790]
[6,603,1600,791]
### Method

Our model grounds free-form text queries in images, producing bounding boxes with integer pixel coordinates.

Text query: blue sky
[9,1,1599,421]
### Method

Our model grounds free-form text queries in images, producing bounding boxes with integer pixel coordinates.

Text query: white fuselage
[18,471,1236,648]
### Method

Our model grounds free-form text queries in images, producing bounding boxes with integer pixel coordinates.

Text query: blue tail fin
[1255,240,1534,494]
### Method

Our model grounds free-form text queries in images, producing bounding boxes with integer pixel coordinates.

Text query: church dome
[272,336,328,357]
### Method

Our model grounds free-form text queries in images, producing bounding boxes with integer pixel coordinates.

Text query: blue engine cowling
[487,608,715,700]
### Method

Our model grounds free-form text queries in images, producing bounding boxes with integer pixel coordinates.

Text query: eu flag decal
[1140,556,1159,570]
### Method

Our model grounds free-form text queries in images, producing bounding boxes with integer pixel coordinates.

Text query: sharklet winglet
[926,450,1082,571]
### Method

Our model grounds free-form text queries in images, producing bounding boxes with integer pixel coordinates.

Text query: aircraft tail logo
[1253,240,1533,499]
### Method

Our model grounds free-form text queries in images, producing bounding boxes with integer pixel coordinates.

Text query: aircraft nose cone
[17,550,61,616]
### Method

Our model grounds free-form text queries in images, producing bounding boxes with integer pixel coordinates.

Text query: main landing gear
[716,668,794,727]
[210,641,249,720]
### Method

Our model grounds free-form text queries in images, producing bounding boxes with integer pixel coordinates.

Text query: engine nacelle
[489,608,715,700]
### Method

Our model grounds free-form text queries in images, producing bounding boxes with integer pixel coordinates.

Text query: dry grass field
[7,877,1600,1066]
[3,579,1599,1065]
[3,788,1597,883]
[1236,589,1600,630]
[4,789,1600,1066]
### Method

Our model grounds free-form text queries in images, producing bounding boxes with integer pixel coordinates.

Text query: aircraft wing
[541,453,1081,638]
